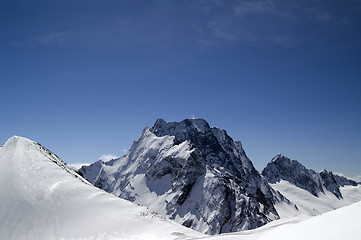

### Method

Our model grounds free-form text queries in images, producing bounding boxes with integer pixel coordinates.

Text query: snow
[198,201,361,240]
[67,162,91,171]
[0,136,204,240]
[2,135,360,239]
[270,179,361,218]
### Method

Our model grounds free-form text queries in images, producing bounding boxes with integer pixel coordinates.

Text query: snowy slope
[80,119,289,234]
[197,201,361,240]
[270,179,361,218]
[261,154,361,218]
[262,154,358,199]
[0,136,204,240]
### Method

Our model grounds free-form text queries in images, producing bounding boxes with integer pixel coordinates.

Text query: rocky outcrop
[262,154,358,199]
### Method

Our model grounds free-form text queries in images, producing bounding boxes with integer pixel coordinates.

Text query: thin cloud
[36,31,72,44]
[234,0,275,16]
[233,0,334,23]
[99,154,119,162]
[207,20,239,41]
[9,31,74,48]
[334,172,361,183]
[188,0,348,48]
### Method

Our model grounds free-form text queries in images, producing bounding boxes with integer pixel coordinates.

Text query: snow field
[0,136,204,240]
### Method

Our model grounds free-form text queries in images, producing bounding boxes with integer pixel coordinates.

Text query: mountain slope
[200,201,361,240]
[261,154,361,217]
[0,136,204,240]
[80,118,290,234]
[262,154,358,199]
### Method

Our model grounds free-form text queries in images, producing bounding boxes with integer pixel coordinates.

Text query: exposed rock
[80,119,287,234]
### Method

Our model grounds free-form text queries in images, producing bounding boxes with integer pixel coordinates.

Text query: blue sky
[1,0,361,179]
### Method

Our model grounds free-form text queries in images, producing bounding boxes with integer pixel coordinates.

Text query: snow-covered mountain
[0,136,204,240]
[262,154,358,199]
[80,118,290,234]
[262,154,361,217]
[2,133,360,239]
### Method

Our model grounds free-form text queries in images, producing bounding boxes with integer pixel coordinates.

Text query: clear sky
[1,0,361,179]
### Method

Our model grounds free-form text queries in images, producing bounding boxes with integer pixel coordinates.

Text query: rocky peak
[150,119,255,179]
[153,118,210,133]
[262,154,358,199]
[151,118,212,144]
[262,154,323,197]
[80,118,286,234]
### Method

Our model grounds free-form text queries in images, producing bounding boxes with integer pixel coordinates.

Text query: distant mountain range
[79,118,361,234]
[1,134,361,239]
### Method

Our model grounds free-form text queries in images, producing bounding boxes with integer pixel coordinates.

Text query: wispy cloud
[187,0,347,48]
[234,0,333,22]
[8,0,355,50]
[234,0,276,16]
[206,20,239,41]
[9,16,179,49]
[99,154,119,162]
[334,172,361,183]
[9,31,75,48]
[36,31,73,44]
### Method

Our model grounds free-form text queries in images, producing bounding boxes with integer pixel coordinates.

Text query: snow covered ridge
[80,118,292,235]
[261,154,359,199]
[199,201,361,240]
[0,136,204,240]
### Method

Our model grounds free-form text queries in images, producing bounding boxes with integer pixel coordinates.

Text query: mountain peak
[81,118,283,234]
[3,135,33,147]
[262,154,322,196]
[154,118,167,126]
[272,153,286,161]
[151,118,211,137]
[262,154,358,199]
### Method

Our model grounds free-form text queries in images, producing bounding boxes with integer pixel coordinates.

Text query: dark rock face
[261,154,323,196]
[319,169,358,198]
[80,118,286,234]
[262,154,358,199]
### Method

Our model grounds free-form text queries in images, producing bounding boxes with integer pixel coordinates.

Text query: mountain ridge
[262,154,358,199]
[80,118,289,234]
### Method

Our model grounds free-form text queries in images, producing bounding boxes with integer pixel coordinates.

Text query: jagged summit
[80,118,286,234]
[270,153,299,164]
[262,154,358,199]
[152,118,212,139]
[271,153,286,161]
[150,118,255,171]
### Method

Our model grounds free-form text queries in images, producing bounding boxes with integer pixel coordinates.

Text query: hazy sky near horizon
[1,0,361,179]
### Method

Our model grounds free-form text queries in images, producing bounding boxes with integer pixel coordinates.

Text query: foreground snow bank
[200,200,361,240]
[0,136,204,240]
